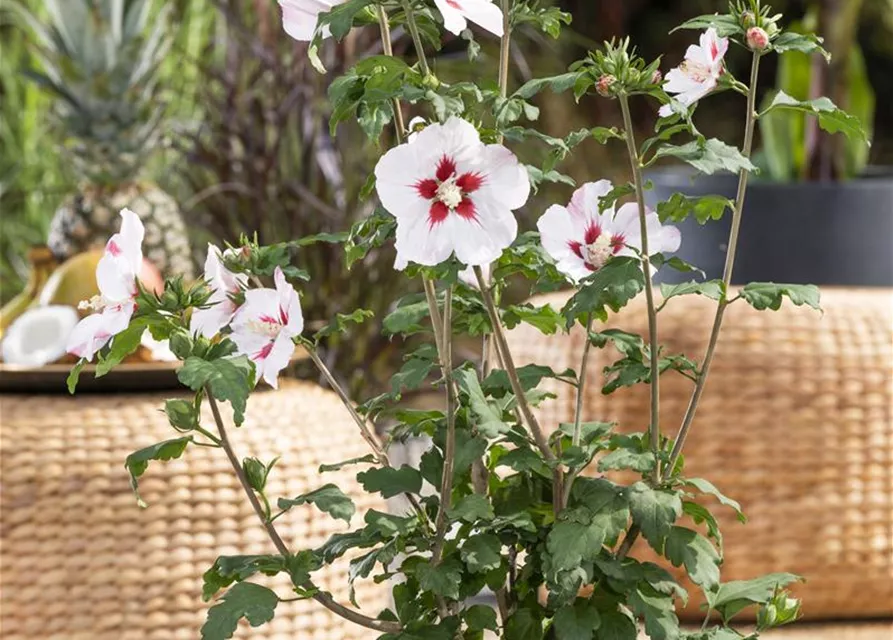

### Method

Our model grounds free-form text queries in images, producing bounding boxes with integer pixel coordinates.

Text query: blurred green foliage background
[1,0,890,387]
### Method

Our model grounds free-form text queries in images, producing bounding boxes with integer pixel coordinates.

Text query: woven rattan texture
[0,380,387,640]
[506,287,893,620]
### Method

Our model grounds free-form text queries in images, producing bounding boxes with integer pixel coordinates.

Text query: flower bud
[596,74,616,97]
[747,27,770,51]
[650,69,663,85]
[741,10,756,28]
[421,74,441,89]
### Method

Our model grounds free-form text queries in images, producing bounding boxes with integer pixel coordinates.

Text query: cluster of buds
[581,37,663,98]
[731,0,781,50]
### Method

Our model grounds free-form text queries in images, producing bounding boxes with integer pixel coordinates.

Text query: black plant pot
[644,167,893,286]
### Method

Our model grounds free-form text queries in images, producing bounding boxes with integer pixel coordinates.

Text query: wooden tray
[0,361,181,394]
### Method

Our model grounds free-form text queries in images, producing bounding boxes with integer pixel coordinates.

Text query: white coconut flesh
[1,305,79,367]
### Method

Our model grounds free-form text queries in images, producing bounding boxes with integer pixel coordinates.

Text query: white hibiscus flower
[230,267,303,389]
[278,0,346,41]
[375,116,529,269]
[67,209,144,361]
[537,180,681,284]
[433,0,504,37]
[659,27,729,117]
[190,244,248,339]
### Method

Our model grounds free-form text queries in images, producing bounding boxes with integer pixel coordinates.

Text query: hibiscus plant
[67,0,865,638]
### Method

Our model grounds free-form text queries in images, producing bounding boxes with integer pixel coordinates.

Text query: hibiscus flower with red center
[375,116,530,268]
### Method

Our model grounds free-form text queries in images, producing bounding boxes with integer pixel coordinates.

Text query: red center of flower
[568,223,626,271]
[414,155,485,226]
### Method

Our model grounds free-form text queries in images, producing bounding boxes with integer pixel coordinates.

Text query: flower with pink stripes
[434,0,504,37]
[375,116,529,269]
[659,27,728,117]
[537,180,681,284]
[190,244,248,339]
[230,267,303,388]
[67,208,144,361]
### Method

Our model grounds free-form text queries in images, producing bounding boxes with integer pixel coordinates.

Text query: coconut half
[1,305,79,367]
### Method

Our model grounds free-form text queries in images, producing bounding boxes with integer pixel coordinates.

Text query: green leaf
[178,355,254,426]
[448,493,495,523]
[591,127,623,144]
[761,91,868,144]
[513,72,581,100]
[465,604,499,632]
[390,344,437,394]
[504,608,543,640]
[317,0,375,40]
[598,449,657,474]
[67,358,86,394]
[571,478,630,543]
[595,610,638,640]
[202,555,289,601]
[124,437,191,508]
[562,258,645,327]
[553,601,601,640]
[739,283,821,311]
[656,194,734,225]
[95,320,147,377]
[278,484,356,523]
[503,303,564,335]
[319,454,376,473]
[461,533,503,573]
[670,14,743,37]
[659,281,725,309]
[683,501,724,551]
[356,465,423,498]
[200,582,279,640]
[653,139,756,175]
[547,508,608,572]
[709,573,802,624]
[383,298,430,335]
[313,309,374,342]
[771,32,830,62]
[664,526,721,590]
[415,561,462,600]
[684,478,745,523]
[627,482,683,550]
[628,585,680,640]
[457,368,511,437]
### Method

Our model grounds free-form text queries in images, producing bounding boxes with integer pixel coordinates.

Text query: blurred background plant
[1,0,890,388]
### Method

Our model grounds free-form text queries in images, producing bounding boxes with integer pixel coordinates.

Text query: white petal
[663,67,703,94]
[455,0,504,36]
[394,214,455,267]
[374,140,438,221]
[474,144,530,210]
[274,267,304,335]
[701,28,728,64]
[537,204,591,284]
[101,302,135,337]
[96,253,136,303]
[658,104,674,118]
[611,202,642,240]
[684,43,709,66]
[433,0,469,35]
[568,180,615,218]
[114,208,145,273]
[260,333,295,388]
[190,301,236,338]
[279,0,336,41]
[451,199,517,266]
[233,288,281,328]
[66,314,111,362]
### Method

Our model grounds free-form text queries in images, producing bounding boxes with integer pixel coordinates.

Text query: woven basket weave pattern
[505,288,893,620]
[1,381,387,640]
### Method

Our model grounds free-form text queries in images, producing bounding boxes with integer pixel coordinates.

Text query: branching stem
[619,92,661,484]
[204,390,401,634]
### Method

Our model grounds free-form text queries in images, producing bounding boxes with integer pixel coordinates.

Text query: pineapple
[18,0,194,279]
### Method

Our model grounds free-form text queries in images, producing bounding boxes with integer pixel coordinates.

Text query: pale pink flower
[537,180,681,284]
[230,267,303,389]
[375,116,529,269]
[190,244,248,338]
[278,0,346,41]
[659,27,728,117]
[746,26,769,51]
[67,209,144,361]
[434,0,504,37]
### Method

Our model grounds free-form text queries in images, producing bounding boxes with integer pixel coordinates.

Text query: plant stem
[560,313,594,507]
[431,286,455,566]
[204,390,401,634]
[306,345,430,529]
[376,5,406,141]
[400,0,430,76]
[666,51,762,473]
[423,276,446,357]
[498,0,512,99]
[619,92,662,483]
[307,346,389,467]
[474,266,556,463]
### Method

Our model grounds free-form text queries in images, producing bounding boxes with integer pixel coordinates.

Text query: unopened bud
[741,11,756,28]
[650,69,663,85]
[747,27,770,51]
[596,74,616,97]
[421,74,440,89]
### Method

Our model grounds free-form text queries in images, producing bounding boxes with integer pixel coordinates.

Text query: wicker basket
[0,380,387,640]
[505,287,893,621]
